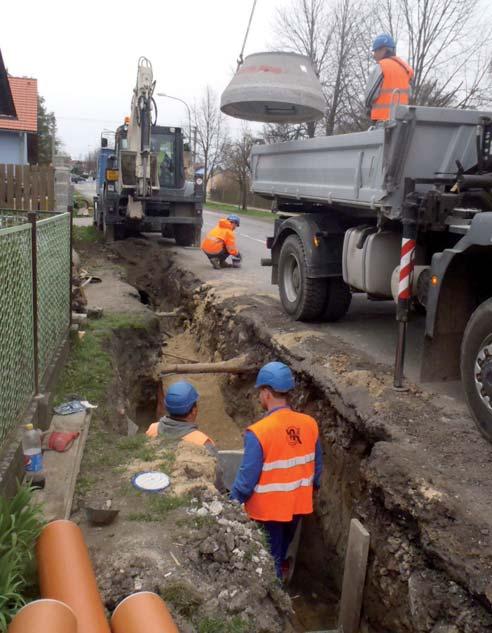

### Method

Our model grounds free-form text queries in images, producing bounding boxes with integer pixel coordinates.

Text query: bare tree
[374,0,492,108]
[273,0,334,137]
[223,127,254,210]
[192,87,228,200]
[272,0,371,136]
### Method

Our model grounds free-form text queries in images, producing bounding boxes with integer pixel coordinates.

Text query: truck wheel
[322,277,352,322]
[461,298,492,442]
[278,234,327,321]
[174,224,195,247]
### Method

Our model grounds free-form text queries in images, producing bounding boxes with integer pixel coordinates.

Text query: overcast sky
[1,0,293,157]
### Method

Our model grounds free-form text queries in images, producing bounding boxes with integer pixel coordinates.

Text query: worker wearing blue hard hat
[231,361,323,581]
[365,33,414,123]
[201,215,242,269]
[146,381,214,449]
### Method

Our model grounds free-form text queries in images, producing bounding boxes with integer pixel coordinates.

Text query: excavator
[94,57,203,245]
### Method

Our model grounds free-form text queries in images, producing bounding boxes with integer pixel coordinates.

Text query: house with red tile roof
[0,52,38,165]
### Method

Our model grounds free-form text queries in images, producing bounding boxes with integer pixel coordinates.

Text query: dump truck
[94,58,203,245]
[252,105,492,441]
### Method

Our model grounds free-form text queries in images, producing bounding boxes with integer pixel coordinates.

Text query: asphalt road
[75,181,464,407]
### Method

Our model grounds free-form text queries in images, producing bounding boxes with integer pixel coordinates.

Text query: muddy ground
[89,234,492,633]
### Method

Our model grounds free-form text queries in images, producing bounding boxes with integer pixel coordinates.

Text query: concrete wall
[0,130,27,164]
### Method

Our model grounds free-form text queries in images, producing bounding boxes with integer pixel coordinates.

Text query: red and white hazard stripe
[398,238,416,300]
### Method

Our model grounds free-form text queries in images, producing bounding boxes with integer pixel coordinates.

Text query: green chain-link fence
[37,214,71,380]
[0,224,35,449]
[0,212,71,451]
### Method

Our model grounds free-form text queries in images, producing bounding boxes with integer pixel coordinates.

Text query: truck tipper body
[251,104,492,440]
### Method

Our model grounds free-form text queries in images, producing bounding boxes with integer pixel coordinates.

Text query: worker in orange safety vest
[146,381,214,450]
[201,215,241,269]
[146,381,225,490]
[230,362,323,579]
[365,33,414,123]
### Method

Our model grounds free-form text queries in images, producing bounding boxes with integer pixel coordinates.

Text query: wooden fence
[0,164,55,211]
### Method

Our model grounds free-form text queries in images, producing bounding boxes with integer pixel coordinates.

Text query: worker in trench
[365,33,414,124]
[201,214,242,269]
[230,362,323,580]
[146,381,224,490]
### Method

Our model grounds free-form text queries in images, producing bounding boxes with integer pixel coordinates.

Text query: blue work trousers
[258,516,300,578]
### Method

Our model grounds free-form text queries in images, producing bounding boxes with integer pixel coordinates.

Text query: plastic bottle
[22,423,45,488]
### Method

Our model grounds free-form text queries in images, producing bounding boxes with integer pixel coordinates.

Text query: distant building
[0,51,38,165]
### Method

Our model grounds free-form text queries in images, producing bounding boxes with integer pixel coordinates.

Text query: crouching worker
[230,362,323,580]
[201,214,241,269]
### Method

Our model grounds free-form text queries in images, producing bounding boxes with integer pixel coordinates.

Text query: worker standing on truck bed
[230,362,323,579]
[365,33,413,123]
[201,215,241,269]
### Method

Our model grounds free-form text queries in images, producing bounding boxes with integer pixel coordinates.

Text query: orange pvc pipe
[111,592,179,633]
[36,520,110,633]
[8,599,77,633]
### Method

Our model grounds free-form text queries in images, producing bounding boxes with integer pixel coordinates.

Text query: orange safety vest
[145,423,214,447]
[371,56,414,122]
[244,408,319,522]
[201,219,238,256]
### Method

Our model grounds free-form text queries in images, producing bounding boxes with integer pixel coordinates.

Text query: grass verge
[205,201,274,221]
[73,225,103,244]
[127,494,190,522]
[198,616,249,633]
[54,313,149,407]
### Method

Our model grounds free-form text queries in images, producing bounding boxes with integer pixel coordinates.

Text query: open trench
[115,277,357,631]
[106,238,492,633]
[115,316,337,631]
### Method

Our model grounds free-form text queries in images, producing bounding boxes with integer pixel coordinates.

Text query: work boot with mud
[219,260,233,269]
[210,257,221,270]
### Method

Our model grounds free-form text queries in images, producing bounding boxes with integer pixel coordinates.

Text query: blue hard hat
[255,361,295,392]
[165,381,199,416]
[372,33,396,51]
[227,214,240,227]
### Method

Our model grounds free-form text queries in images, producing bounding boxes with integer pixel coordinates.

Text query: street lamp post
[156,93,195,164]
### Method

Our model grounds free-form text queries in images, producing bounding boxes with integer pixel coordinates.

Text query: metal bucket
[220,52,325,123]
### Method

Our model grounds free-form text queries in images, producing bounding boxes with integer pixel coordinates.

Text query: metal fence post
[68,205,73,327]
[28,211,40,396]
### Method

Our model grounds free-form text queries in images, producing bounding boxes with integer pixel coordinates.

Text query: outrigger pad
[220,52,326,123]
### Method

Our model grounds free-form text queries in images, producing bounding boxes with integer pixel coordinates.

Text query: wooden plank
[337,519,370,633]
[39,165,48,211]
[0,164,5,209]
[14,164,23,211]
[64,411,91,519]
[6,164,14,208]
[47,166,55,211]
[31,165,39,211]
[22,165,31,211]
[35,411,89,522]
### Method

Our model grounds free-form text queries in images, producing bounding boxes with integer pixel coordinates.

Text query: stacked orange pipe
[111,592,179,633]
[8,599,77,633]
[36,520,110,633]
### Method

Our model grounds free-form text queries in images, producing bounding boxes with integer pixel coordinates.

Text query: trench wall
[120,245,492,633]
